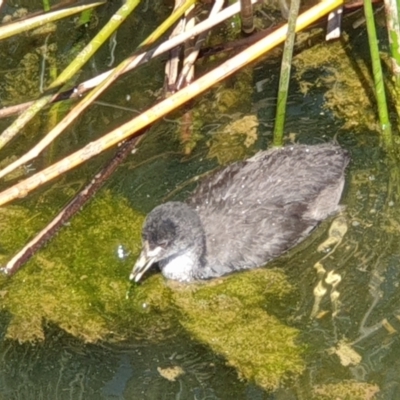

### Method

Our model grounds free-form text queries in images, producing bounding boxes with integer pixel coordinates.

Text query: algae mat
[0,191,304,390]
[171,268,304,390]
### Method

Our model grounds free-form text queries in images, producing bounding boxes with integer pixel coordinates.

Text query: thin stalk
[42,0,51,12]
[180,3,196,88]
[273,0,301,146]
[364,0,392,147]
[177,0,224,154]
[164,1,187,96]
[177,0,224,90]
[240,0,254,34]
[383,0,400,119]
[0,0,344,207]
[383,0,400,83]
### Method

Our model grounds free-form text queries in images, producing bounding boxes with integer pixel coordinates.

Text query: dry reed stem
[0,0,195,180]
[0,1,105,40]
[0,0,258,120]
[0,0,343,207]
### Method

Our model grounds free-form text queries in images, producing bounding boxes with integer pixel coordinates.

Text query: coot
[130,143,349,282]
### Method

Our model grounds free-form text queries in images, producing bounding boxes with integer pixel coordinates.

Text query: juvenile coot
[130,143,349,282]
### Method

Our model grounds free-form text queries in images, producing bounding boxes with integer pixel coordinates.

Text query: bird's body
[131,143,350,282]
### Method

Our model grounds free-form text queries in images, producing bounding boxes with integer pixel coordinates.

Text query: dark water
[0,322,260,399]
[0,1,399,399]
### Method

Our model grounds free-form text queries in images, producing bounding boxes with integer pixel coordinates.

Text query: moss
[293,34,379,132]
[0,207,44,255]
[312,380,380,400]
[0,194,304,389]
[4,52,41,103]
[0,192,176,343]
[171,269,305,390]
[207,114,259,165]
[177,67,256,156]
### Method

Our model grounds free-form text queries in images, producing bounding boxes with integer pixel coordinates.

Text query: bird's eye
[157,239,169,248]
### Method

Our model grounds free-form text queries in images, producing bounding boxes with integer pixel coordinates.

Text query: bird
[130,143,349,282]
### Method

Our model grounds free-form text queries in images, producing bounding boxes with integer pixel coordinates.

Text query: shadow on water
[0,320,264,400]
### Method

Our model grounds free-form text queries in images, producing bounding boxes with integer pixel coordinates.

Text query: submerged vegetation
[0,192,149,342]
[172,269,304,389]
[293,33,380,132]
[0,192,304,389]
[311,380,380,400]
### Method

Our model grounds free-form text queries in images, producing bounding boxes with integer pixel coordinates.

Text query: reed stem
[240,0,254,34]
[273,0,301,146]
[383,0,400,123]
[364,0,392,147]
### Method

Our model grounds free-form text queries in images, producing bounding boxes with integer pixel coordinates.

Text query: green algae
[207,114,259,165]
[0,192,304,390]
[178,67,255,156]
[203,68,258,164]
[171,268,305,390]
[293,34,379,132]
[0,192,175,343]
[312,380,380,400]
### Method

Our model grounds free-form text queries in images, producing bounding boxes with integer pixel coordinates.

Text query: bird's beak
[129,241,163,282]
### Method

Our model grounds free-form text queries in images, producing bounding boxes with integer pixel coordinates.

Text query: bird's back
[187,144,349,277]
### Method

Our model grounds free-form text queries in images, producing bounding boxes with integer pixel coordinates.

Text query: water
[0,1,399,399]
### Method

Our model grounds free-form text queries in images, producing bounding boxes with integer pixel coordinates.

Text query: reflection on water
[286,140,400,399]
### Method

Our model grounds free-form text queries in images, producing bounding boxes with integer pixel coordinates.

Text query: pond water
[0,1,399,399]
